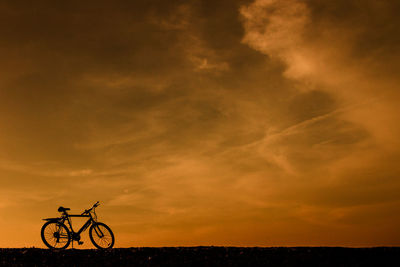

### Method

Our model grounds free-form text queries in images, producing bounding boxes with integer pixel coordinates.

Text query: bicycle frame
[61,213,94,237]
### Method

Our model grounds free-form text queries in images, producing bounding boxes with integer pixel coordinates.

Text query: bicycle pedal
[78,241,84,245]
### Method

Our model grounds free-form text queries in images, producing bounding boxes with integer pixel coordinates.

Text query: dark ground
[0,247,399,267]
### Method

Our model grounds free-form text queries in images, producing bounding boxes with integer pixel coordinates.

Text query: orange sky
[1,0,400,248]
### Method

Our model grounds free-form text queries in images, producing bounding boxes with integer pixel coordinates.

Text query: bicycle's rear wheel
[89,222,114,249]
[41,221,71,249]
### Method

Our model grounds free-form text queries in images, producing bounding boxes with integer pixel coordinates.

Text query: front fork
[93,224,105,238]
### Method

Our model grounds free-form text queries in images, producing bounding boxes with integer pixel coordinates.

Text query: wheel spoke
[41,222,70,249]
[90,224,114,249]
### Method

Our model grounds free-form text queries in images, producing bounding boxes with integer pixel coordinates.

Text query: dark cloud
[0,0,399,247]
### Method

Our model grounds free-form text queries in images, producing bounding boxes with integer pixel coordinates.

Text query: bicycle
[41,201,115,249]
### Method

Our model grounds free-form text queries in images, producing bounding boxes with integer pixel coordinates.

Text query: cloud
[1,0,400,247]
[239,0,400,243]
[241,0,400,145]
[241,0,311,79]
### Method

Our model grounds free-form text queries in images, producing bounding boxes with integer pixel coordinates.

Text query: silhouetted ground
[0,247,399,266]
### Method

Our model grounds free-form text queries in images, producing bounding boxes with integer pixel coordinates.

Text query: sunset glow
[1,0,400,248]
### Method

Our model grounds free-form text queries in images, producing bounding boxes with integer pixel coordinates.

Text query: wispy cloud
[0,0,399,247]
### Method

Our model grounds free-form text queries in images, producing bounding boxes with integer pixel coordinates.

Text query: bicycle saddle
[58,206,70,212]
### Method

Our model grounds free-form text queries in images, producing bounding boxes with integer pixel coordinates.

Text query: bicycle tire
[41,221,71,249]
[89,222,115,249]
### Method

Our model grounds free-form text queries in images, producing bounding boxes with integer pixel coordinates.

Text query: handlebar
[80,201,100,215]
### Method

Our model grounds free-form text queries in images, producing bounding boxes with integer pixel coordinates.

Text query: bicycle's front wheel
[41,221,71,249]
[89,222,115,249]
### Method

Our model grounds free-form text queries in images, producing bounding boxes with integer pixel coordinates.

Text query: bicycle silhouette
[41,201,114,249]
